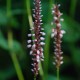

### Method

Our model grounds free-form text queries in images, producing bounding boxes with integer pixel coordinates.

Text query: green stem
[34,77,36,80]
[47,0,53,22]
[44,35,50,75]
[8,30,24,80]
[10,53,25,80]
[57,67,60,80]
[7,0,24,79]
[26,0,33,28]
[39,62,44,80]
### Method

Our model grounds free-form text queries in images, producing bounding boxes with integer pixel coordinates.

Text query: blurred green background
[0,0,80,80]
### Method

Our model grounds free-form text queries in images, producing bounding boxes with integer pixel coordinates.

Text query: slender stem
[26,0,33,28]
[10,52,25,80]
[34,76,36,80]
[8,30,25,80]
[39,62,44,80]
[7,0,24,80]
[57,67,60,80]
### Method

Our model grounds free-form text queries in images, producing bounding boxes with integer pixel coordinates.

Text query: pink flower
[51,4,65,67]
[27,0,45,76]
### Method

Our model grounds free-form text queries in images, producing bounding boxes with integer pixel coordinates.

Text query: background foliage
[0,0,80,80]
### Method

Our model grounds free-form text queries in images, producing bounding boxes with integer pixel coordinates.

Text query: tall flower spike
[27,0,45,76]
[51,4,65,68]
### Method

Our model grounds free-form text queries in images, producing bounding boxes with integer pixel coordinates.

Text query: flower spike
[27,0,45,76]
[51,4,65,68]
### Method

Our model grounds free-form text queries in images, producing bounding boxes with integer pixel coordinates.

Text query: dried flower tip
[31,63,36,66]
[51,33,55,38]
[41,48,43,51]
[41,28,44,30]
[27,40,32,43]
[60,61,63,64]
[32,34,35,36]
[41,53,44,58]
[33,14,35,17]
[31,64,34,66]
[31,69,34,72]
[33,2,35,5]
[52,29,55,32]
[39,10,42,12]
[40,42,45,45]
[37,59,40,62]
[32,9,35,11]
[54,49,58,52]
[56,54,60,58]
[60,18,64,21]
[54,42,56,45]
[32,44,36,49]
[40,20,42,22]
[40,37,45,40]
[34,68,37,70]
[38,26,40,28]
[61,30,66,34]
[40,32,46,36]
[54,31,57,35]
[54,52,57,55]
[30,51,33,55]
[38,68,40,70]
[27,45,31,48]
[58,4,61,7]
[57,23,61,27]
[53,62,56,65]
[37,50,40,54]
[60,33,63,38]
[40,23,43,25]
[52,10,55,14]
[40,15,43,17]
[41,58,44,61]
[60,13,63,16]
[34,39,37,42]
[28,34,32,37]
[60,52,63,54]
[60,57,63,60]
[54,16,58,20]
[39,7,42,10]
[35,20,38,22]
[37,55,40,60]
[39,1,41,4]
[32,58,36,61]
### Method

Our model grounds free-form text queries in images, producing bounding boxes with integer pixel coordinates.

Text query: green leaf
[0,31,8,50]
[0,31,23,54]
[0,9,19,28]
[0,66,15,80]
[72,48,80,66]
[47,75,57,80]
[47,75,73,80]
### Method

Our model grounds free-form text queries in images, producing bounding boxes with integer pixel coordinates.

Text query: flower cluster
[51,4,65,68]
[27,0,45,76]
